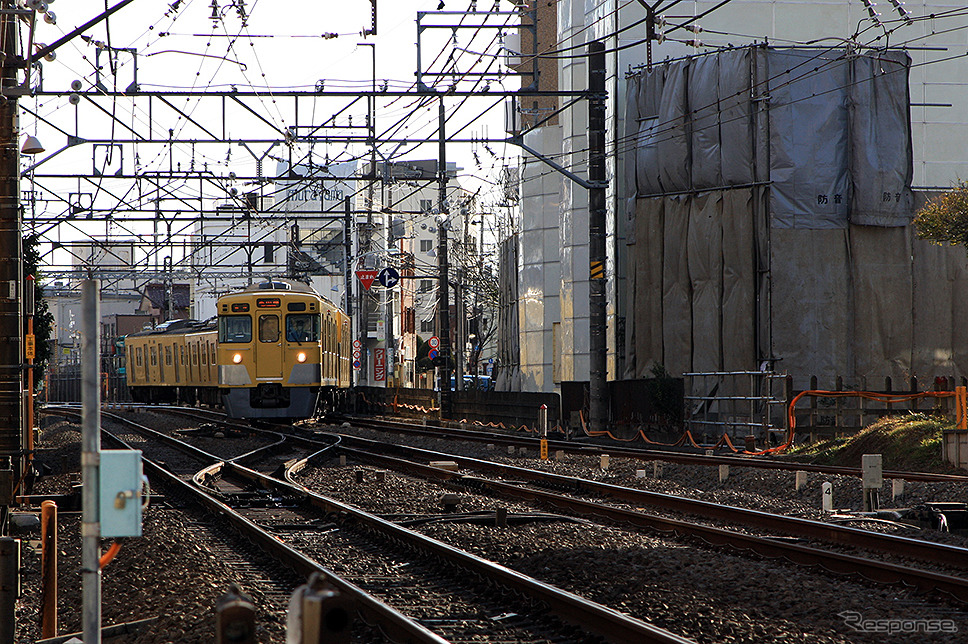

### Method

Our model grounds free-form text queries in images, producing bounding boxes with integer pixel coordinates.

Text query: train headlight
[232,353,243,364]
[296,352,307,363]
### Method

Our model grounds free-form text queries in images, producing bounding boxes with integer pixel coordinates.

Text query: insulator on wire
[888,0,913,23]
[862,0,883,26]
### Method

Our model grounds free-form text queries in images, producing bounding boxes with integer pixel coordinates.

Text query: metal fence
[684,370,787,443]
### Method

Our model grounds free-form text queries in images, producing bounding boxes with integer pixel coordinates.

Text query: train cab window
[165,346,172,366]
[259,315,280,343]
[136,347,143,366]
[150,347,157,366]
[219,315,252,343]
[286,314,318,342]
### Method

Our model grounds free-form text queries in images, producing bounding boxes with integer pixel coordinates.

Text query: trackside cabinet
[98,450,145,537]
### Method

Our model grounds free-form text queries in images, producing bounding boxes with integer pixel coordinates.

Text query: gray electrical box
[98,450,144,537]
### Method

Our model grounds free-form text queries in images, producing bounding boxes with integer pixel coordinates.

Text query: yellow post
[540,439,548,460]
[25,317,34,463]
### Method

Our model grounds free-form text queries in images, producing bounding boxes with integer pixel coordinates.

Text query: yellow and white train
[125,279,351,419]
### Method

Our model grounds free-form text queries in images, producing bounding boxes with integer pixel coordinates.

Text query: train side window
[259,315,280,343]
[136,347,143,367]
[165,345,172,366]
[219,315,252,343]
[210,345,216,364]
[150,347,157,366]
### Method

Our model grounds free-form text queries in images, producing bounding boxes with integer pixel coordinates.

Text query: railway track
[334,414,968,483]
[114,407,968,599]
[48,406,694,643]
[302,430,968,604]
[120,407,968,604]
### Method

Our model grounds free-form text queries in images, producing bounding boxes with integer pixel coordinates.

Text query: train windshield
[219,315,252,343]
[286,314,319,342]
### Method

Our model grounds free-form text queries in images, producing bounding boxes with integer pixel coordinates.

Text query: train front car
[217,280,349,419]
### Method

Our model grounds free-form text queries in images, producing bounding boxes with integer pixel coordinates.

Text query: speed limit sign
[428,336,440,349]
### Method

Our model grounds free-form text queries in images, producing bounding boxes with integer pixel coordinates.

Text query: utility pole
[437,98,452,418]
[343,197,352,319]
[588,41,607,433]
[0,0,24,511]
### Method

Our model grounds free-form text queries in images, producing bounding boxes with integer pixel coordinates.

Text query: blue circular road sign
[378,267,400,288]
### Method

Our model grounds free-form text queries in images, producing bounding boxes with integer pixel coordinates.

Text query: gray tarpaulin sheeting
[690,57,722,189]
[628,197,664,378]
[769,228,852,378]
[720,49,754,186]
[721,189,756,371]
[849,51,914,226]
[687,193,723,371]
[911,236,968,378]
[635,67,666,196]
[622,46,968,385]
[768,49,850,229]
[658,63,690,192]
[662,196,692,376]
[849,226,912,381]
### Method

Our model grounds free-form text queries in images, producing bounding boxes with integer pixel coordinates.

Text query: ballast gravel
[11,414,968,643]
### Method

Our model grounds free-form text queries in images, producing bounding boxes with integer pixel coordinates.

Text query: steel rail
[324,432,968,571]
[327,437,968,604]
[49,407,453,644]
[217,458,695,644]
[341,415,968,483]
[51,406,694,644]
[117,407,968,571]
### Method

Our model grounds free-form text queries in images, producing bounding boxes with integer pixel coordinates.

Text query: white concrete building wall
[519,125,563,391]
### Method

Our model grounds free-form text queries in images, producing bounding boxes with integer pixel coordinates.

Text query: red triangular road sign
[356,270,378,290]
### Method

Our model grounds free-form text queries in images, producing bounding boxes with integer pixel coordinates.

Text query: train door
[256,314,283,380]
[173,342,180,383]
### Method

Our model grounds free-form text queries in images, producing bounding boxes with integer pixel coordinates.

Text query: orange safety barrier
[782,389,956,453]
[567,388,960,456]
[366,389,957,455]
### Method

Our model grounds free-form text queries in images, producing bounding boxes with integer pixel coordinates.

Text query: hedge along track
[49,407,694,644]
[303,430,968,604]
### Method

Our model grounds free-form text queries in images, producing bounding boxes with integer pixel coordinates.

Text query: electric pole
[0,0,24,511]
[588,41,607,432]
[437,98,452,418]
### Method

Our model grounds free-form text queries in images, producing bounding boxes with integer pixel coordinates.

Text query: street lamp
[21,135,44,154]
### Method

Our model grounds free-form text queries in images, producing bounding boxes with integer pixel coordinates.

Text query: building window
[420,199,433,213]
[420,239,432,253]
[419,279,433,293]
[420,319,435,334]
